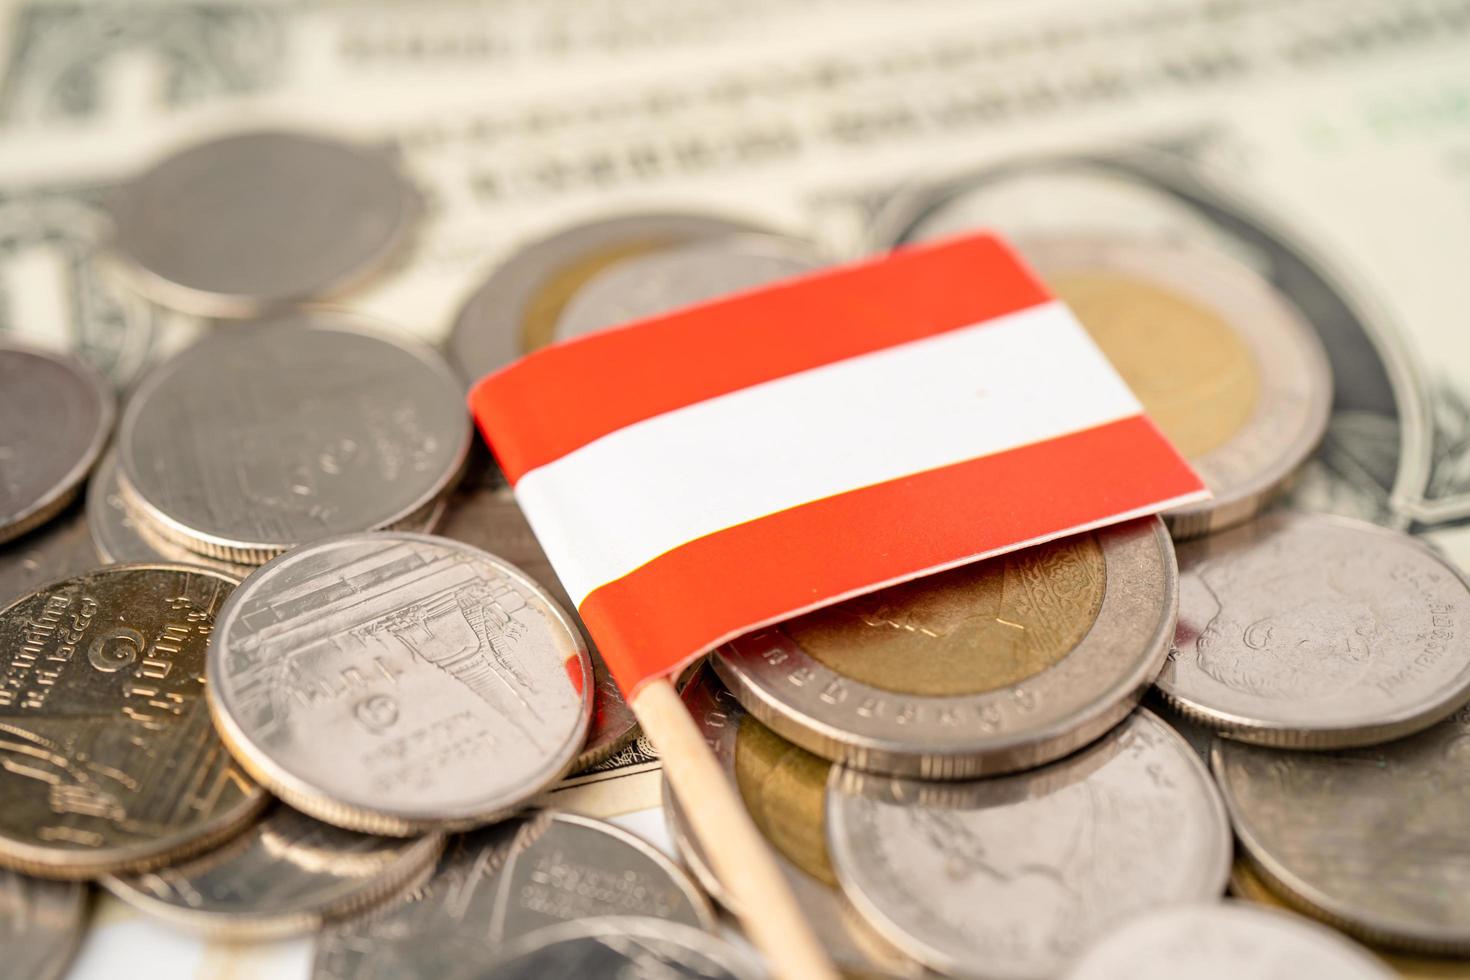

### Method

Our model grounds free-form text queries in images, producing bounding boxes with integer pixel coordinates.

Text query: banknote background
[1,0,1468,975]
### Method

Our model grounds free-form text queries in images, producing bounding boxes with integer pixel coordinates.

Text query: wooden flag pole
[632,676,841,980]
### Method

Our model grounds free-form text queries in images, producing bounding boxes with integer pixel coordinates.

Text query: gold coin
[1052,271,1261,459]
[1232,861,1470,980]
[520,238,678,352]
[788,535,1106,697]
[733,714,836,886]
[0,565,267,879]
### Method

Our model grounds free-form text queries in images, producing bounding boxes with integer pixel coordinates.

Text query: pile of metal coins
[1,128,1467,980]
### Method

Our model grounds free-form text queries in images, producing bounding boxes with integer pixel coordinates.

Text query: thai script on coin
[473,916,763,980]
[110,130,419,318]
[208,533,592,834]
[826,709,1231,979]
[116,314,470,564]
[1161,511,1470,747]
[0,564,265,879]
[312,811,713,979]
[447,212,773,383]
[1214,704,1470,954]
[1063,902,1393,980]
[0,868,87,980]
[103,805,444,939]
[437,453,635,768]
[554,234,821,342]
[0,343,114,545]
[714,518,1176,778]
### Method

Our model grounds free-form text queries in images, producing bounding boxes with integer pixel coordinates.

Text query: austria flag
[469,233,1207,697]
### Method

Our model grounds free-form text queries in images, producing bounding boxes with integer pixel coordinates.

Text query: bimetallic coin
[312,811,714,980]
[116,315,470,564]
[473,917,762,980]
[664,665,922,977]
[1160,512,1470,748]
[111,130,419,318]
[714,517,1177,779]
[0,868,87,980]
[554,234,822,342]
[0,564,265,879]
[437,453,636,768]
[447,212,773,383]
[826,708,1231,980]
[102,804,443,939]
[1015,236,1331,538]
[1215,705,1470,955]
[209,533,592,835]
[1063,902,1393,980]
[0,502,97,608]
[0,343,114,544]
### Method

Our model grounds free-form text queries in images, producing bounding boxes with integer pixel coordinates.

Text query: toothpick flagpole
[631,676,840,980]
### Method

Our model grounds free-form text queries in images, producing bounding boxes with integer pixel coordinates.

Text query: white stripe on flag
[515,300,1142,606]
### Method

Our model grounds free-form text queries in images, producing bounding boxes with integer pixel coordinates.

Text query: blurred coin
[472,917,761,980]
[665,665,922,977]
[312,811,714,979]
[554,234,822,342]
[0,868,87,980]
[437,453,635,768]
[1063,902,1392,980]
[1215,705,1470,955]
[209,533,592,835]
[827,708,1231,979]
[103,804,443,939]
[447,212,771,383]
[1230,860,1470,980]
[116,314,469,564]
[1016,236,1331,538]
[1160,512,1470,748]
[714,517,1176,778]
[0,564,265,879]
[0,343,114,544]
[110,130,418,318]
[0,502,97,607]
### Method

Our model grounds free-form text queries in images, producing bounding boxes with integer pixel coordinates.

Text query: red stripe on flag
[579,414,1197,697]
[470,233,1050,483]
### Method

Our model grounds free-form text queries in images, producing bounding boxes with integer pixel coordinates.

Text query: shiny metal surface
[0,343,114,544]
[472,917,762,980]
[827,708,1231,979]
[208,533,592,834]
[0,502,98,608]
[1161,512,1470,747]
[0,869,87,980]
[714,518,1177,779]
[116,315,470,563]
[110,130,418,318]
[0,564,266,878]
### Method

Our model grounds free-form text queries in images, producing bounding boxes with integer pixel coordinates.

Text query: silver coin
[665,665,923,977]
[827,708,1231,979]
[103,804,443,939]
[1160,511,1470,748]
[472,917,762,980]
[311,811,715,980]
[0,869,87,980]
[554,235,822,342]
[0,502,98,608]
[1063,902,1393,980]
[437,454,636,769]
[1214,704,1470,954]
[116,314,470,564]
[713,517,1177,779]
[0,343,114,544]
[1007,236,1332,538]
[110,130,419,318]
[447,212,772,384]
[208,532,592,835]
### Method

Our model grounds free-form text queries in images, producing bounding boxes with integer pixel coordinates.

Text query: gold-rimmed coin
[0,564,266,879]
